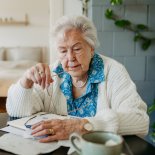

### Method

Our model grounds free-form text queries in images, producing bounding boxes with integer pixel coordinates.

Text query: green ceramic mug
[70,131,123,155]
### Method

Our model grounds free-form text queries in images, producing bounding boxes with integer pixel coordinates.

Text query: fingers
[32,127,53,137]
[26,69,38,84]
[31,121,58,142]
[39,135,58,143]
[31,120,52,129]
[31,119,61,132]
[34,65,44,85]
[31,120,62,142]
[31,119,77,143]
[34,64,47,89]
[31,121,52,135]
[24,63,53,89]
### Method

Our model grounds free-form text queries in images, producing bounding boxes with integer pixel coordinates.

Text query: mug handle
[70,133,82,154]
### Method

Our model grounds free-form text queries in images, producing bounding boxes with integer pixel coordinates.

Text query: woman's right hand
[20,63,53,89]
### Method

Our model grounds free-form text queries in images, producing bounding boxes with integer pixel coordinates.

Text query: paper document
[1,126,35,139]
[0,113,77,155]
[0,133,60,155]
[1,126,25,136]
[7,112,68,130]
[0,127,75,155]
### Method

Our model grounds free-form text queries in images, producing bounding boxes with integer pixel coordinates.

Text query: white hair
[51,16,99,49]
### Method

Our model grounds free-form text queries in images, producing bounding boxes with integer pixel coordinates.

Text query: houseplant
[148,99,155,144]
[105,0,155,50]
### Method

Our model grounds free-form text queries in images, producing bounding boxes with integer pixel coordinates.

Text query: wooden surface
[0,113,8,128]
[0,97,6,113]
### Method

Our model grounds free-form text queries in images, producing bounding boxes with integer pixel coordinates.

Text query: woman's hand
[31,119,88,143]
[20,63,53,89]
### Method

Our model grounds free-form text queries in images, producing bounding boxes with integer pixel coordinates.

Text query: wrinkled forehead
[56,28,84,46]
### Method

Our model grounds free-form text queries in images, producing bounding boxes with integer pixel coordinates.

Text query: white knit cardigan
[6,55,149,136]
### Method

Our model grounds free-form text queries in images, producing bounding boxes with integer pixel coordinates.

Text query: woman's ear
[90,47,94,58]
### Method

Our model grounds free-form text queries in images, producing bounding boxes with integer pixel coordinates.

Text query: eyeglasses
[46,71,64,96]
[24,113,68,129]
[24,113,48,128]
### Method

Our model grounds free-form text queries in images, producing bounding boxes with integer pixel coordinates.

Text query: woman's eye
[60,50,67,53]
[73,48,81,51]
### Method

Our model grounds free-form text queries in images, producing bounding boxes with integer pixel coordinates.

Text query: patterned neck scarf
[53,53,104,117]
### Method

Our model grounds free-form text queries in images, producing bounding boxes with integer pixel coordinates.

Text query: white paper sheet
[1,126,35,139]
[0,126,76,154]
[0,126,51,140]
[0,133,60,155]
[0,112,78,155]
[1,126,25,136]
[7,112,68,130]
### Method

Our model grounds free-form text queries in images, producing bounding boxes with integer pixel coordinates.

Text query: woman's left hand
[31,119,87,143]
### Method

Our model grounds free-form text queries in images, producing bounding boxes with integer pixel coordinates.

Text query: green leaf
[142,39,151,50]
[105,9,113,19]
[136,24,148,31]
[148,99,155,114]
[151,122,155,130]
[110,0,123,5]
[134,33,142,42]
[149,134,155,143]
[115,20,131,28]
[151,132,155,137]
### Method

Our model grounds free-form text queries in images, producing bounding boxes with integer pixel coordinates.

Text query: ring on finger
[48,128,55,135]
[38,71,44,75]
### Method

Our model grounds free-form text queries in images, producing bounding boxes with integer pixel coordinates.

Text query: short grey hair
[51,16,99,49]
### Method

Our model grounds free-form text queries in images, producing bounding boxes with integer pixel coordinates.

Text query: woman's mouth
[67,61,81,71]
[68,64,81,71]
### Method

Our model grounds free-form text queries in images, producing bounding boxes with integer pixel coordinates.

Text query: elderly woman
[6,16,149,143]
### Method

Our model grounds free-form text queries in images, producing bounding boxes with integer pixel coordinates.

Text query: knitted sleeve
[87,62,149,136]
[6,81,49,117]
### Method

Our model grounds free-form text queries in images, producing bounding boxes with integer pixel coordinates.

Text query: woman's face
[57,29,94,78]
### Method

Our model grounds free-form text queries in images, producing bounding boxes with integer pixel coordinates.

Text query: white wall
[0,0,49,63]
[64,0,82,16]
[0,0,82,63]
[0,0,49,47]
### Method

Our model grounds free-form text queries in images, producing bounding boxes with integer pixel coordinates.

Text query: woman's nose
[66,49,75,61]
